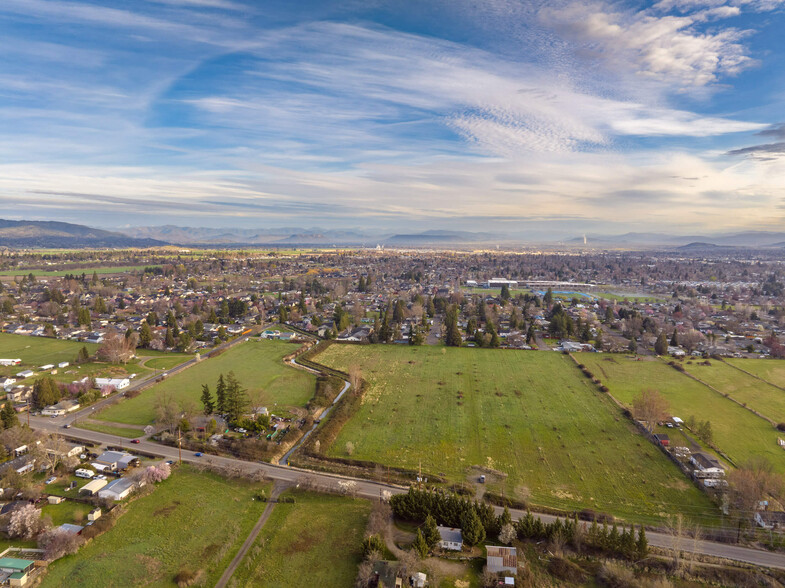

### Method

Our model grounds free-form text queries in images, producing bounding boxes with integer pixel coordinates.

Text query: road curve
[28,417,785,571]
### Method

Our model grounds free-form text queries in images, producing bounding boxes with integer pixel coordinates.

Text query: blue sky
[1,0,784,238]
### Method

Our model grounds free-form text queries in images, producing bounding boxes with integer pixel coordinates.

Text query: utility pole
[177,427,182,465]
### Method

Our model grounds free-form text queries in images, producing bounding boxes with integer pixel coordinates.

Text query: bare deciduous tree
[632,388,670,434]
[97,330,138,364]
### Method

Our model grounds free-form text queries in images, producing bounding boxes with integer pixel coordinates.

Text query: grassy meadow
[316,345,717,524]
[231,491,370,587]
[39,466,270,588]
[96,339,315,425]
[581,355,785,472]
[727,358,785,389]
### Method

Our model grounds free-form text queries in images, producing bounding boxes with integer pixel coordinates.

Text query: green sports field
[581,355,785,472]
[316,345,718,524]
[96,339,315,425]
[0,332,98,367]
[39,466,270,588]
[230,491,370,587]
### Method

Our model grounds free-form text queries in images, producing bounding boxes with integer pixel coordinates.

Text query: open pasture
[230,491,370,587]
[581,355,785,472]
[39,466,269,588]
[96,339,315,425]
[316,345,717,524]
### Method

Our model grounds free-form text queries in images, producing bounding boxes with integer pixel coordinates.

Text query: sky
[1,0,784,239]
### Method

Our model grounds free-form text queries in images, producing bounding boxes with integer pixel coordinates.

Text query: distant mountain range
[571,231,785,248]
[3,219,785,249]
[0,219,165,248]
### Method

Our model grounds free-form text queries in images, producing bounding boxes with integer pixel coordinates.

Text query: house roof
[437,526,462,543]
[0,557,34,571]
[486,545,518,568]
[100,477,135,494]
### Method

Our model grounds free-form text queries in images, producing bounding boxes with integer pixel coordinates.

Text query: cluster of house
[437,526,518,583]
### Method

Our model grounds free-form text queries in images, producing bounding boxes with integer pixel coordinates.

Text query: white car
[44,476,57,484]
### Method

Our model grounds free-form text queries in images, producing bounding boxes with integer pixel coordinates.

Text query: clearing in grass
[39,466,270,588]
[95,339,315,426]
[581,354,785,472]
[230,491,370,587]
[316,345,717,524]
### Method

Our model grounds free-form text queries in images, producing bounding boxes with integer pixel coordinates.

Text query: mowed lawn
[39,466,270,588]
[727,358,785,389]
[317,345,716,524]
[96,339,315,425]
[687,360,785,423]
[581,355,785,472]
[231,491,370,587]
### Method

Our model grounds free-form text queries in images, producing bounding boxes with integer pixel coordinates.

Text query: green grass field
[139,354,191,371]
[41,500,92,527]
[687,360,785,423]
[75,421,145,438]
[317,345,717,524]
[581,355,785,472]
[0,333,98,367]
[727,358,785,389]
[39,466,270,588]
[231,491,370,587]
[96,339,315,425]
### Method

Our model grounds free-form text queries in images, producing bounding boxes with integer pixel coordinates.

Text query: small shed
[79,478,108,496]
[486,545,518,574]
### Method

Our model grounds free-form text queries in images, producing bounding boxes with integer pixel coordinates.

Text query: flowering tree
[144,463,171,484]
[38,528,83,560]
[8,504,46,540]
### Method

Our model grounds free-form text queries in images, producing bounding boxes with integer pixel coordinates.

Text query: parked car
[44,476,57,484]
[130,439,140,444]
[63,423,71,429]
[166,460,174,465]
[194,452,203,457]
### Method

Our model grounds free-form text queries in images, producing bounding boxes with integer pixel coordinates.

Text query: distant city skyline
[1,0,784,236]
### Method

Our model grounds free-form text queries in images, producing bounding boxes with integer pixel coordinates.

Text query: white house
[15,370,34,379]
[0,377,16,389]
[57,362,70,369]
[98,478,136,501]
[40,364,54,371]
[94,377,130,390]
[437,526,463,551]
[0,359,21,366]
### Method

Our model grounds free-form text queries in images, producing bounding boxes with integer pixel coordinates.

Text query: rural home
[94,451,138,471]
[0,360,21,367]
[437,526,463,551]
[58,523,84,535]
[0,556,35,587]
[486,545,518,575]
[690,452,722,472]
[79,478,108,496]
[98,478,136,501]
[41,400,79,417]
[94,377,130,390]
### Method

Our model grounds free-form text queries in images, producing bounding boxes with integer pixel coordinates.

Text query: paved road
[214,481,288,588]
[27,418,785,571]
[54,327,262,426]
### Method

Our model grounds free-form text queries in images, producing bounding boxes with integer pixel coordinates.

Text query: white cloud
[540,1,756,88]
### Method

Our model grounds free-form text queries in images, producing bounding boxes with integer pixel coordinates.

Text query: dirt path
[214,480,289,588]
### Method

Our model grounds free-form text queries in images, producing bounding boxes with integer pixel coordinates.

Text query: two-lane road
[28,418,785,571]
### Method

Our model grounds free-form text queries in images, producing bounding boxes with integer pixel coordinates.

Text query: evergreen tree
[487,321,500,348]
[76,346,90,363]
[200,384,214,416]
[412,528,429,558]
[670,329,679,346]
[32,377,61,409]
[654,332,669,355]
[208,307,218,324]
[77,306,91,327]
[461,510,486,547]
[298,291,307,313]
[224,371,249,424]
[1,402,18,429]
[139,321,152,348]
[443,305,462,347]
[165,327,175,348]
[423,515,441,549]
[146,311,158,326]
[498,506,513,530]
[636,525,648,559]
[543,287,553,306]
[526,325,535,344]
[215,374,226,414]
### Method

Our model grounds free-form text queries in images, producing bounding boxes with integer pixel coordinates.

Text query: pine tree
[498,506,513,529]
[139,322,152,348]
[1,402,18,429]
[461,510,486,547]
[412,528,429,558]
[670,329,679,346]
[76,346,90,364]
[32,377,61,409]
[609,523,621,552]
[636,526,648,559]
[165,327,175,348]
[215,374,226,414]
[423,515,441,550]
[200,384,214,415]
[224,371,249,424]
[654,332,669,355]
